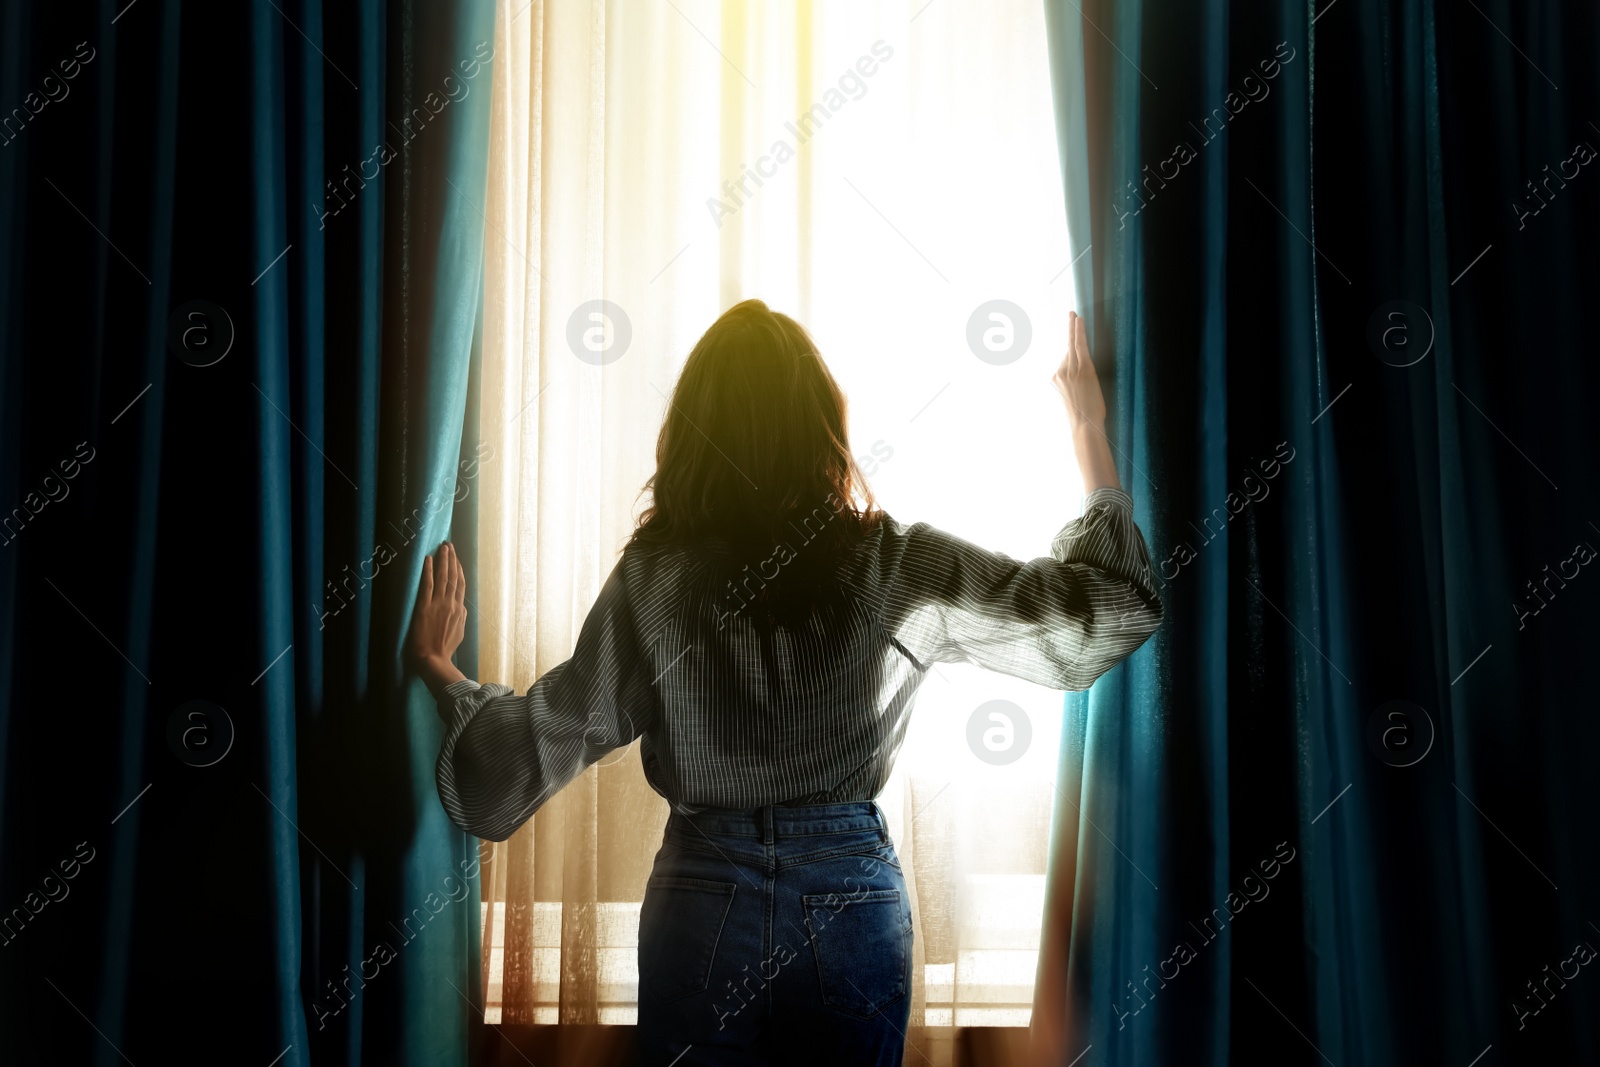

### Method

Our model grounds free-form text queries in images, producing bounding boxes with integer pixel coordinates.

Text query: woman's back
[434,485,1159,835]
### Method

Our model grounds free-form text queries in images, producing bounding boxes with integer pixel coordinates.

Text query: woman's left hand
[406,542,468,694]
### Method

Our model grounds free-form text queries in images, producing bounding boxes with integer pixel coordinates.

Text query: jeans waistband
[667,800,885,843]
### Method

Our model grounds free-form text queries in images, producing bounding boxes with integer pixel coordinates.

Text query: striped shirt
[435,486,1163,841]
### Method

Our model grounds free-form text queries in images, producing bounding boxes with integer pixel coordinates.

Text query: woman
[406,299,1162,1065]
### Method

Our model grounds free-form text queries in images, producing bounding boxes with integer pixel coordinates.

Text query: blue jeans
[635,801,913,1066]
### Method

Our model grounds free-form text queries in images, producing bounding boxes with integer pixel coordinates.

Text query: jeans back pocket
[638,876,737,1003]
[802,888,910,1019]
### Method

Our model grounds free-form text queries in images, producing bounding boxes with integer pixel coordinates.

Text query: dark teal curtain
[0,1,496,1063]
[1037,1,1600,1064]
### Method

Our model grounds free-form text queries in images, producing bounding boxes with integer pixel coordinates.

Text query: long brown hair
[631,299,880,621]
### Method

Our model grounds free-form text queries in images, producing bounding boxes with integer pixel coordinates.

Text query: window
[477,0,1077,1030]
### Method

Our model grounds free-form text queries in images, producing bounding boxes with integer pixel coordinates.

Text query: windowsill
[481,1023,1033,1067]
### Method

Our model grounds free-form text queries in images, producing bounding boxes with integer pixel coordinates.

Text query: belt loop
[760,804,774,845]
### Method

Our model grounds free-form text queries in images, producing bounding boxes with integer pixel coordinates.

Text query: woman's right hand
[1054,311,1121,493]
[1052,310,1106,434]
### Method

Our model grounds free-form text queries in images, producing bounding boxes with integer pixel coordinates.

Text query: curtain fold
[378,0,497,1062]
[0,1,496,1064]
[478,0,676,1025]
[1038,1,1600,1064]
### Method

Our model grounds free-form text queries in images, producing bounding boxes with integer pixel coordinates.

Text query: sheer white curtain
[475,0,1077,1050]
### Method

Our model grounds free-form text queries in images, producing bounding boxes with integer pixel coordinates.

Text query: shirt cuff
[437,678,481,723]
[1083,486,1135,513]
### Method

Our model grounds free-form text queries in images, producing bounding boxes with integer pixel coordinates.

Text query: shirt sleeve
[859,486,1163,691]
[434,561,657,841]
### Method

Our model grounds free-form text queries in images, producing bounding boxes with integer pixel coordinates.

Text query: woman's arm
[405,549,658,842]
[861,493,1163,691]
[847,310,1161,691]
